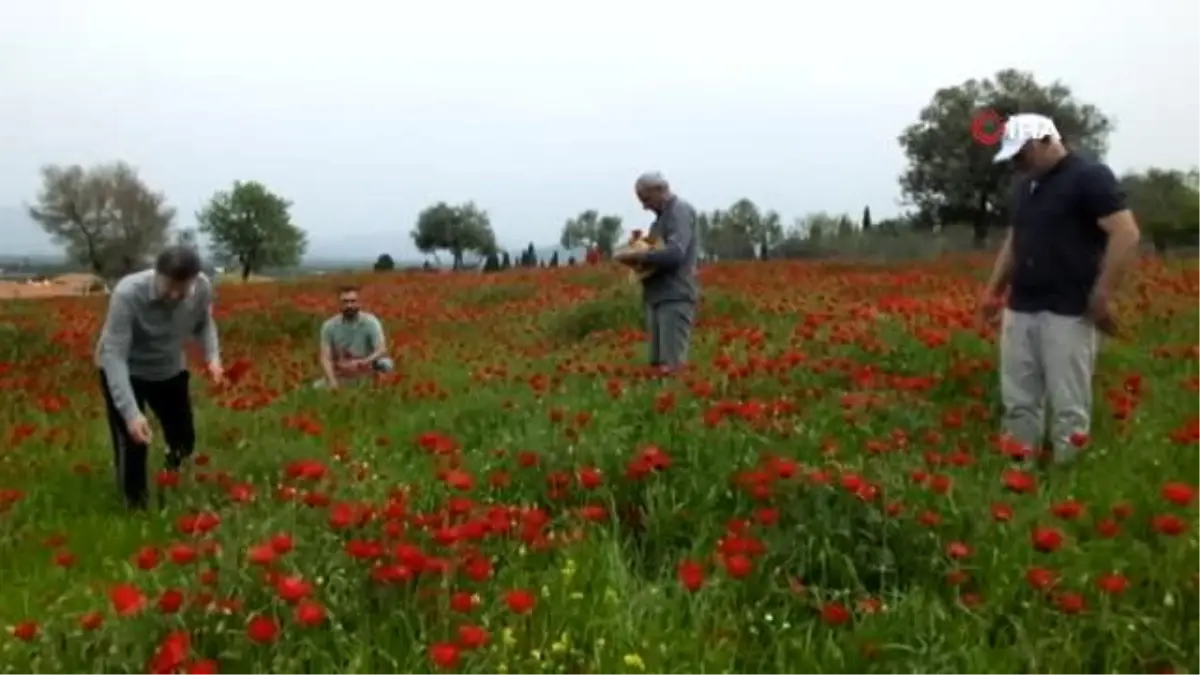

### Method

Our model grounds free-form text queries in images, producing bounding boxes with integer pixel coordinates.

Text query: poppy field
[0,256,1196,674]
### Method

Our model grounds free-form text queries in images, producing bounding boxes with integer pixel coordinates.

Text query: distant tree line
[27,68,1196,280]
[26,165,308,281]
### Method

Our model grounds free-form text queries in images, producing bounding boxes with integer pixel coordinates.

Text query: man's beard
[342,309,359,320]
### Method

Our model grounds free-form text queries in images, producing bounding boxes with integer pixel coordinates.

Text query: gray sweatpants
[645,301,696,369]
[1000,310,1098,463]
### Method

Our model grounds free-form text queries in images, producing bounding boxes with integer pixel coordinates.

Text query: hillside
[0,206,57,256]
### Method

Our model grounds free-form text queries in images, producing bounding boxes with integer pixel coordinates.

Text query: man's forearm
[985,234,1014,296]
[198,316,221,364]
[98,293,138,422]
[1094,228,1140,295]
[101,353,139,422]
[321,357,338,383]
[642,245,684,269]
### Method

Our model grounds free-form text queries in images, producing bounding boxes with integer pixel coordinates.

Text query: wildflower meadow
[0,256,1196,674]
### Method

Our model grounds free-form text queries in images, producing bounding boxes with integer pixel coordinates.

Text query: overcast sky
[1,0,1197,258]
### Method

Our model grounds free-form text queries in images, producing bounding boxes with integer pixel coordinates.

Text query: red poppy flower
[157,588,185,614]
[109,583,147,617]
[504,588,536,614]
[1096,572,1129,596]
[148,630,190,674]
[819,602,851,626]
[275,575,312,604]
[456,624,490,650]
[677,559,706,592]
[246,616,279,644]
[1031,525,1065,553]
[10,620,38,642]
[1161,482,1196,507]
[294,600,326,627]
[429,642,460,670]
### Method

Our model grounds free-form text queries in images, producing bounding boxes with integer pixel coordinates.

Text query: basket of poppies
[613,230,662,283]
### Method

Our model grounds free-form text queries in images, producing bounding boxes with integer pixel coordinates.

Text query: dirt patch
[51,273,103,288]
[0,270,277,300]
[0,272,107,300]
[0,281,87,300]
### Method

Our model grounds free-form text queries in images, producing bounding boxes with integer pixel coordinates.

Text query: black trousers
[98,369,196,509]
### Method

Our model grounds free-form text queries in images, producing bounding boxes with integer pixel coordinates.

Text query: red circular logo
[971,109,1005,146]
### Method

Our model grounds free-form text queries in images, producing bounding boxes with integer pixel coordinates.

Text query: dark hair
[154,246,203,282]
[337,285,361,296]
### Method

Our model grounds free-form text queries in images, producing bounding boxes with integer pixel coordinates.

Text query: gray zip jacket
[94,269,220,422]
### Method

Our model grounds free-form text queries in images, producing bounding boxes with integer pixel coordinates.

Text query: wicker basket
[614,237,662,283]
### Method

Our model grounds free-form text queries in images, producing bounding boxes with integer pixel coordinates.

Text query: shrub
[547,284,642,343]
[453,282,538,308]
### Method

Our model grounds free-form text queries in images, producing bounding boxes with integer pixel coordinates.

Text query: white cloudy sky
[1,0,1197,258]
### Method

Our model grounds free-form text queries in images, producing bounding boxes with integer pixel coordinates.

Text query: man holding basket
[615,172,700,372]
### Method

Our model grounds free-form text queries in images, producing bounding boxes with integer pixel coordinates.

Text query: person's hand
[206,359,225,386]
[1086,287,1119,336]
[326,378,339,390]
[975,291,1004,331]
[126,414,153,445]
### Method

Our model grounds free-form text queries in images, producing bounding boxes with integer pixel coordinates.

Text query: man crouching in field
[615,171,700,372]
[317,285,394,389]
[96,246,224,511]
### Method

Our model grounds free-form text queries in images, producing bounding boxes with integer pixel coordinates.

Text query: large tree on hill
[694,211,722,261]
[898,69,1113,247]
[559,210,623,258]
[717,199,759,261]
[411,201,497,269]
[757,209,784,259]
[808,212,844,240]
[705,199,785,260]
[1122,167,1200,254]
[197,180,308,281]
[28,162,176,279]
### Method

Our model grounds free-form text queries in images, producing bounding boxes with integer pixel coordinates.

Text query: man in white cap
[977,113,1141,465]
[616,171,700,372]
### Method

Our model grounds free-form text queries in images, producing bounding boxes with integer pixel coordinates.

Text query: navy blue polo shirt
[1008,153,1127,317]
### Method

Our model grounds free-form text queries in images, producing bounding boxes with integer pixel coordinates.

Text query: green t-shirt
[321,313,384,361]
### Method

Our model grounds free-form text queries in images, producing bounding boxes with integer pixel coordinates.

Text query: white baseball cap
[992,113,1061,163]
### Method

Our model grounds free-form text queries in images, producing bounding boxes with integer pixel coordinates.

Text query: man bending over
[318,285,393,389]
[96,246,223,510]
